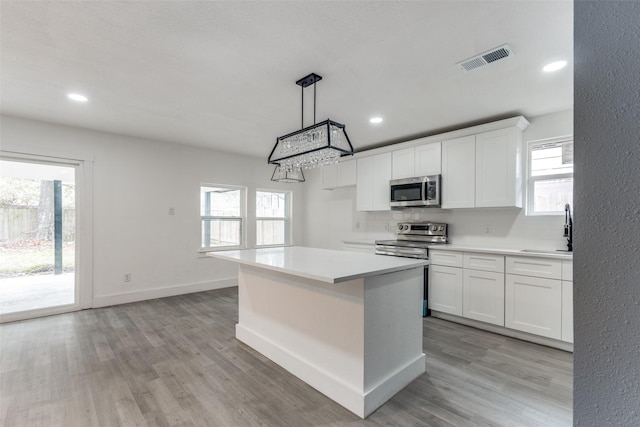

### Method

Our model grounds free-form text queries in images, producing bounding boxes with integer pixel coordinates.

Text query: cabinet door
[356,156,374,211]
[463,269,505,326]
[429,265,463,316]
[322,160,357,189]
[562,281,574,343]
[505,274,562,339]
[442,135,476,208]
[356,154,391,211]
[338,159,357,187]
[562,260,573,281]
[415,142,442,176]
[372,153,392,211]
[321,163,339,189]
[392,148,415,180]
[475,127,522,208]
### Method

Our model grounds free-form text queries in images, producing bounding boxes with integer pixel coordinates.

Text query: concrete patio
[0,273,74,315]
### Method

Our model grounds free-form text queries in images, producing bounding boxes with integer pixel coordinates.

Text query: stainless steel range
[375,222,448,259]
[375,222,449,317]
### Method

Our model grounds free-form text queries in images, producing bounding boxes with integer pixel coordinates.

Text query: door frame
[0,150,94,323]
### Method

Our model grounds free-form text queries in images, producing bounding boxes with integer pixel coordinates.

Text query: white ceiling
[0,1,573,158]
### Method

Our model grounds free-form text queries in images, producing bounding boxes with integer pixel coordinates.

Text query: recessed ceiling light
[543,61,567,72]
[67,93,88,102]
[369,117,383,124]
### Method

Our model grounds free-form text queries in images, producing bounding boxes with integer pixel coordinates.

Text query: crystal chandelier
[269,73,354,181]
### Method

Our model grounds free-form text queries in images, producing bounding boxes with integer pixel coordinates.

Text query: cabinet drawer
[429,250,463,267]
[342,243,374,254]
[562,260,573,281]
[506,256,562,279]
[463,253,505,273]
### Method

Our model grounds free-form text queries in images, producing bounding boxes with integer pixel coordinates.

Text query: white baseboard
[364,354,425,417]
[92,278,237,308]
[431,311,574,352]
[236,323,424,419]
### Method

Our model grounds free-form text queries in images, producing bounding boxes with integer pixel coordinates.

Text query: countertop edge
[427,244,573,260]
[207,250,428,284]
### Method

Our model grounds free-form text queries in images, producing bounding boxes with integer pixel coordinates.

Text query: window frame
[200,183,247,251]
[255,189,292,247]
[526,136,574,216]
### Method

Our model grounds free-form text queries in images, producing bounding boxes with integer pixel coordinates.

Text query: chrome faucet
[563,203,573,252]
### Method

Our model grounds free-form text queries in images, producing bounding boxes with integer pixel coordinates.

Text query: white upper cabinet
[441,135,476,208]
[415,142,442,176]
[356,153,392,211]
[391,148,415,180]
[442,124,525,209]
[391,141,442,180]
[322,159,356,189]
[475,127,523,208]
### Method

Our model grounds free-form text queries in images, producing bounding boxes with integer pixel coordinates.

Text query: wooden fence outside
[0,207,75,241]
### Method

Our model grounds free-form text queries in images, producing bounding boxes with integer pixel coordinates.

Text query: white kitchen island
[207,246,427,418]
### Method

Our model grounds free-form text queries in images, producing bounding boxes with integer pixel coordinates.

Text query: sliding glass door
[0,158,77,320]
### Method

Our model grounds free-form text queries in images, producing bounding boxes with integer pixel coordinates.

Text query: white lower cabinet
[463,269,505,326]
[429,265,463,316]
[430,250,572,346]
[562,281,574,343]
[505,274,562,340]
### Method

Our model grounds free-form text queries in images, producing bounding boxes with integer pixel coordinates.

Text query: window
[527,137,573,215]
[200,185,246,249]
[256,190,291,246]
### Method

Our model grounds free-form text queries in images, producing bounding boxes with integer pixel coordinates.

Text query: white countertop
[207,246,427,284]
[428,244,573,260]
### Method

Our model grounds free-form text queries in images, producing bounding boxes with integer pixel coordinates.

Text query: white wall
[1,115,305,306]
[574,1,640,425]
[303,110,573,251]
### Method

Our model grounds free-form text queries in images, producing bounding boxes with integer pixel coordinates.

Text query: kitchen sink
[520,249,570,255]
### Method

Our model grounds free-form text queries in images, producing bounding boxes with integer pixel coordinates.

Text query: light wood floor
[0,287,572,426]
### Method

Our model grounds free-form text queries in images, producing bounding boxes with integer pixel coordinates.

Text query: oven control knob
[439,226,444,231]
[403,225,410,230]
[397,224,404,231]
[431,225,437,231]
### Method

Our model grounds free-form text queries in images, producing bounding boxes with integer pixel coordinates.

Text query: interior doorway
[0,158,79,320]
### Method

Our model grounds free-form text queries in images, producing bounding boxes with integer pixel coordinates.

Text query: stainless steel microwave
[389,175,441,208]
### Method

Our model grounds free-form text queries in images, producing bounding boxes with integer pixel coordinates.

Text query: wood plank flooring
[0,287,572,426]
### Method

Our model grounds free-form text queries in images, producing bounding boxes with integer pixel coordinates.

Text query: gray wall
[574,2,640,425]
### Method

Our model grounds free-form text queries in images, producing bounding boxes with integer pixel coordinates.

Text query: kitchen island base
[235,264,425,418]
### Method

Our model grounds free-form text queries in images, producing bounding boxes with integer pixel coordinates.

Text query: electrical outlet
[124,273,132,282]
[485,225,493,234]
[168,207,175,215]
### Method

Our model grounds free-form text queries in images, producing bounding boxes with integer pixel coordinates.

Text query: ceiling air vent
[457,44,513,72]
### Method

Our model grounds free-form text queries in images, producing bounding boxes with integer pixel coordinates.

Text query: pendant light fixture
[271,165,305,183]
[269,73,353,182]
